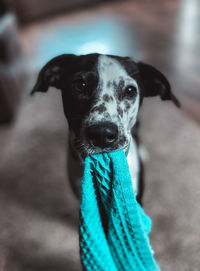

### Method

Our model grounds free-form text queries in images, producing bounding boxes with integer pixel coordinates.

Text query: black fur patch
[92,103,106,114]
[111,80,117,89]
[103,94,113,102]
[103,112,110,119]
[124,100,131,111]
[117,106,123,118]
[117,79,125,101]
[118,79,125,90]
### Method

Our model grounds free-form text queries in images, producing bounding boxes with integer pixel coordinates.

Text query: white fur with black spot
[86,55,140,148]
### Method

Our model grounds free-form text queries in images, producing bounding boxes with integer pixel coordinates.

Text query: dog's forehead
[86,55,140,123]
[97,55,134,85]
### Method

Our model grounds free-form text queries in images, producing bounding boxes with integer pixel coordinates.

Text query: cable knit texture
[79,149,160,271]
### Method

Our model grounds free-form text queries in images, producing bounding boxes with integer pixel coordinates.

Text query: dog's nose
[86,122,118,148]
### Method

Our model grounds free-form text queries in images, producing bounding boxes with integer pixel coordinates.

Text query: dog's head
[32,53,180,158]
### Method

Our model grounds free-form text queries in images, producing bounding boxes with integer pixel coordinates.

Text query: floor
[0,0,200,270]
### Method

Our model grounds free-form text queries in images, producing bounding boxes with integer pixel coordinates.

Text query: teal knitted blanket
[79,149,160,271]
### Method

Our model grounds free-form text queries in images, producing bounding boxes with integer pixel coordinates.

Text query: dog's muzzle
[85,122,118,149]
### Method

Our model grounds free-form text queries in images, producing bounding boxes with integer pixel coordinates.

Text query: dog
[31,53,180,204]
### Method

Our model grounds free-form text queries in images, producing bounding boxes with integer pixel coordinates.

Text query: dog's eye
[73,79,87,92]
[125,85,137,97]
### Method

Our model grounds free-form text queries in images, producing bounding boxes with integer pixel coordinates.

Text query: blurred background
[0,0,200,270]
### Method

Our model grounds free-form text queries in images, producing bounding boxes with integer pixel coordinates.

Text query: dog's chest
[126,137,140,195]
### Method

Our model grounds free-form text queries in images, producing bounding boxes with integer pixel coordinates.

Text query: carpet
[0,88,199,270]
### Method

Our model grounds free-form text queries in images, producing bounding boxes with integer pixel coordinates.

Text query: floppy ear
[138,62,181,108]
[31,54,77,95]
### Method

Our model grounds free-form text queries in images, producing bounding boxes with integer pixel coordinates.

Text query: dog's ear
[31,54,78,95]
[137,62,181,107]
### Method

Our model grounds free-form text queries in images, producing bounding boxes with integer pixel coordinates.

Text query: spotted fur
[83,55,140,153]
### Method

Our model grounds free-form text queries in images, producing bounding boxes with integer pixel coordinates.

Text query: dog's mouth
[73,136,129,160]
[70,125,130,160]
